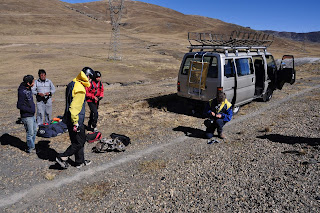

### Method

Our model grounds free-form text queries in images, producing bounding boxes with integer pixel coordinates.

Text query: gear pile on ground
[92,133,131,153]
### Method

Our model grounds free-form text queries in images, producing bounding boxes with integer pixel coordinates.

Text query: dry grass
[77,181,112,202]
[44,172,56,181]
[0,0,319,148]
[138,159,167,173]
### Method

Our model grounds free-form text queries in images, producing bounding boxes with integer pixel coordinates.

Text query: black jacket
[17,83,35,118]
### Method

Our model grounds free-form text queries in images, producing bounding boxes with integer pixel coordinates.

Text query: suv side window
[224,59,234,78]
[235,58,251,76]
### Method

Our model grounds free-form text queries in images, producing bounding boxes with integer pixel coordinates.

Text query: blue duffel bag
[37,122,68,138]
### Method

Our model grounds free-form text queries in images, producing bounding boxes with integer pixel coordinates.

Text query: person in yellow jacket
[204,91,233,139]
[56,67,95,169]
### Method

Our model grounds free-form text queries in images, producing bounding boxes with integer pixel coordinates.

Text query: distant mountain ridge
[262,30,320,43]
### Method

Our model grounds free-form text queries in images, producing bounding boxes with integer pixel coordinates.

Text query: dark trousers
[88,102,99,128]
[204,118,226,139]
[59,124,86,164]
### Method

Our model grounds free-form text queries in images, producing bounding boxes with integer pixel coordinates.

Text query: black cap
[95,71,101,78]
[23,75,34,84]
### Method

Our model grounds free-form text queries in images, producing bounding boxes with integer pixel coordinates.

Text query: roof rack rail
[188,31,274,52]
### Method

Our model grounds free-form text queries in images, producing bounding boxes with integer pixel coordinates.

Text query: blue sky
[62,0,319,33]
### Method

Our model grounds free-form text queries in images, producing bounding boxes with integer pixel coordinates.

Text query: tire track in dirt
[0,84,319,209]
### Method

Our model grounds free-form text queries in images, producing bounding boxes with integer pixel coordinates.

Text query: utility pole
[301,34,306,53]
[108,0,124,60]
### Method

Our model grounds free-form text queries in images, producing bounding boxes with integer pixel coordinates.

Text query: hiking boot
[218,132,225,139]
[76,160,92,169]
[56,156,69,169]
[207,138,215,144]
[26,148,36,154]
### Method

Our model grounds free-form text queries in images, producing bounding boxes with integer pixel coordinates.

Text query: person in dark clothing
[85,70,104,132]
[55,67,94,169]
[17,75,37,153]
[204,91,233,139]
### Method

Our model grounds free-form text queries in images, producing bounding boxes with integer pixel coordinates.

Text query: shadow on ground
[0,133,27,151]
[173,126,207,139]
[257,134,320,146]
[146,93,206,118]
[36,140,58,162]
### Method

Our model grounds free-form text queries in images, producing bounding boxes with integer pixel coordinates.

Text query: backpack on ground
[86,131,102,143]
[92,133,131,153]
[110,133,131,146]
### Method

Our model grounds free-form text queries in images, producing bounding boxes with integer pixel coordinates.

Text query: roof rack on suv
[188,31,274,52]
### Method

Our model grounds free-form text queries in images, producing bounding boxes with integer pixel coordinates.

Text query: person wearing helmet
[85,70,104,132]
[56,67,94,169]
[32,69,56,126]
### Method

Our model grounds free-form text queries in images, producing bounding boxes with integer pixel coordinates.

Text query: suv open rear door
[276,55,295,89]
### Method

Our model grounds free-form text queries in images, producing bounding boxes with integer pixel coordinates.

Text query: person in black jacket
[17,75,37,153]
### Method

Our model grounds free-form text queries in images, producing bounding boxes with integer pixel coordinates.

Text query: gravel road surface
[0,63,319,212]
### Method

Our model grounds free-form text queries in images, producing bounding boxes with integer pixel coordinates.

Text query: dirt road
[0,63,319,212]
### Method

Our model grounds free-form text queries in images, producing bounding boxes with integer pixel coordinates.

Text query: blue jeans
[21,116,37,151]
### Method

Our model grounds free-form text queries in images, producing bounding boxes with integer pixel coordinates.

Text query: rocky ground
[0,62,319,212]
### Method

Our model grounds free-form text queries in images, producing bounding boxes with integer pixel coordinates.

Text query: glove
[73,123,80,132]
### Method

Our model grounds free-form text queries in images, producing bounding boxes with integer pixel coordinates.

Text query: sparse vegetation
[0,0,319,212]
[138,159,167,173]
[77,182,112,202]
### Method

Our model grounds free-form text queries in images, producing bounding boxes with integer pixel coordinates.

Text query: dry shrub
[133,100,149,109]
[264,126,272,132]
[44,172,55,180]
[305,95,320,101]
[237,130,245,135]
[239,111,246,115]
[138,159,167,173]
[77,182,112,202]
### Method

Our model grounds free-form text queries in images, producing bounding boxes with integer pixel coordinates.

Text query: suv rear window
[181,55,218,78]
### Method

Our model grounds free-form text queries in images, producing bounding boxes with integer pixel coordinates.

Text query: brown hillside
[0,0,319,88]
[0,0,107,35]
[65,0,320,58]
[69,0,249,35]
[1,0,319,56]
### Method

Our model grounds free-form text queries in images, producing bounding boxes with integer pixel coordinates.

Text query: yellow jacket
[69,71,90,125]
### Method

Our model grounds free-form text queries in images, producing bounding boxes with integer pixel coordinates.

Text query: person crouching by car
[85,70,104,132]
[17,75,37,153]
[204,91,233,139]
